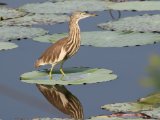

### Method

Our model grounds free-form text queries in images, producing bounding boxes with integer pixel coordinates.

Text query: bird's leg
[49,65,54,80]
[60,62,65,76]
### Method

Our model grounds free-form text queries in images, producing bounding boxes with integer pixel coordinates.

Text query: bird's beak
[88,13,98,17]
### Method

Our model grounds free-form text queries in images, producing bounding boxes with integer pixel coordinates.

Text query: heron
[35,12,97,79]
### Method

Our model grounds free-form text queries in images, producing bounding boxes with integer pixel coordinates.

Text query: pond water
[0,0,159,120]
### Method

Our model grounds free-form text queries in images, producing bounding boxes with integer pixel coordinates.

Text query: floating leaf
[139,92,160,105]
[98,14,160,32]
[106,1,160,11]
[20,67,117,85]
[0,14,69,26]
[0,26,47,42]
[0,42,17,51]
[88,116,148,120]
[33,118,73,120]
[142,107,160,119]
[19,1,108,14]
[101,102,153,112]
[33,31,160,47]
[0,6,25,20]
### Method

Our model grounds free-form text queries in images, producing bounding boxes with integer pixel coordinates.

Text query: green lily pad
[33,31,160,47]
[0,26,47,42]
[142,107,160,119]
[88,116,148,120]
[0,42,17,51]
[0,14,69,26]
[98,14,160,32]
[0,6,25,20]
[101,102,153,112]
[20,67,117,85]
[19,1,108,14]
[106,1,160,11]
[139,92,160,105]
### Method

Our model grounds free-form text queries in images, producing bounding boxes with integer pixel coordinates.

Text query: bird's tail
[34,60,41,68]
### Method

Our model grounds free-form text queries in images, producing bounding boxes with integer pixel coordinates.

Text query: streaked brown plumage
[35,12,96,79]
[36,84,84,120]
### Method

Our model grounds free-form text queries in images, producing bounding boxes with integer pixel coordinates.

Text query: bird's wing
[36,37,68,66]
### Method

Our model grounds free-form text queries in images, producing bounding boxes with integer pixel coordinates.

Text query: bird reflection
[36,84,84,120]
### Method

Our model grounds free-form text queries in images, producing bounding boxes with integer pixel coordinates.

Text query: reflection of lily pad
[20,67,117,85]
[19,1,107,14]
[106,1,160,11]
[101,102,153,112]
[0,14,69,26]
[98,14,160,32]
[33,31,160,47]
[0,26,47,42]
[0,42,17,51]
[142,107,160,119]
[0,6,25,20]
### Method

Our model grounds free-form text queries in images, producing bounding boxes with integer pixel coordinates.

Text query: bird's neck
[68,18,80,42]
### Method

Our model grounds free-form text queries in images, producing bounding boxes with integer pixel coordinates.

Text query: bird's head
[71,11,97,21]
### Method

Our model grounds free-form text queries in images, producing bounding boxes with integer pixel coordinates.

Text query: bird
[36,84,84,119]
[35,12,97,79]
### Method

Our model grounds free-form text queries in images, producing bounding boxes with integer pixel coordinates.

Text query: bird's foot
[49,75,53,80]
[60,68,66,76]
[49,72,53,80]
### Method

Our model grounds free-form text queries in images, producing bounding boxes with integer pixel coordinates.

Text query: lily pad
[33,118,73,120]
[0,6,25,20]
[88,116,148,120]
[0,26,47,42]
[101,102,153,112]
[33,31,160,47]
[106,1,160,11]
[139,92,160,105]
[0,14,69,26]
[19,1,108,14]
[142,107,160,119]
[20,67,117,85]
[0,42,17,51]
[98,14,160,32]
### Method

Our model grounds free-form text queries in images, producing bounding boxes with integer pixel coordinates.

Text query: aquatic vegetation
[0,42,17,51]
[0,14,69,26]
[101,92,160,119]
[88,116,151,120]
[142,107,160,119]
[20,67,117,85]
[102,102,153,112]
[0,6,25,20]
[106,1,160,11]
[0,26,47,51]
[0,26,47,42]
[18,1,108,14]
[98,14,160,32]
[33,31,160,47]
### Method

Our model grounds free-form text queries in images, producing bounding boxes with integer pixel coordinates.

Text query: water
[0,0,159,119]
